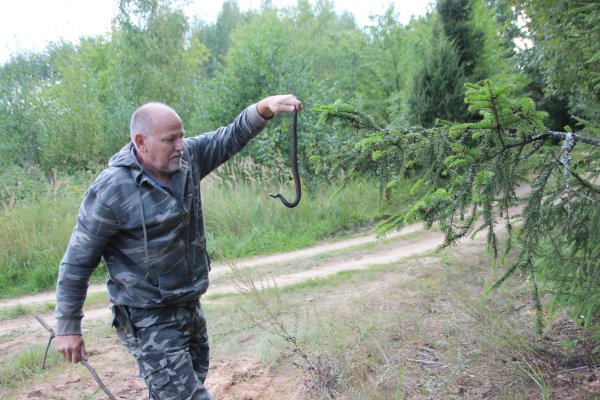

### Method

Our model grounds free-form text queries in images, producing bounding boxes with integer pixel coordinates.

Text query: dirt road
[0,222,444,334]
[0,222,448,400]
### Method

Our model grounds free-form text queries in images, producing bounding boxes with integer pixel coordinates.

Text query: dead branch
[34,314,117,400]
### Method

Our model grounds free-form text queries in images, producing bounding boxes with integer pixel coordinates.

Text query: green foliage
[437,0,485,79]
[198,0,364,179]
[315,80,600,336]
[0,52,55,167]
[115,0,209,110]
[408,0,520,127]
[357,7,424,126]
[0,0,596,342]
[510,0,600,132]
[0,0,210,175]
[194,0,249,75]
[408,26,467,126]
[0,0,523,178]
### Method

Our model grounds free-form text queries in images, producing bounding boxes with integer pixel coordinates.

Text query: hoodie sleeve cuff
[249,104,271,129]
[55,317,82,336]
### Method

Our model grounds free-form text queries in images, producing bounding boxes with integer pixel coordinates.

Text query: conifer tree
[510,0,600,133]
[315,81,600,337]
[437,0,485,80]
[409,28,466,127]
[408,0,489,126]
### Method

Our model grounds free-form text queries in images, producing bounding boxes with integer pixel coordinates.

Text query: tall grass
[0,197,82,298]
[203,178,405,259]
[0,161,413,298]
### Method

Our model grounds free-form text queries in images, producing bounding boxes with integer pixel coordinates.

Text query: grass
[0,167,412,298]
[202,241,599,399]
[0,343,64,388]
[0,196,83,298]
[202,177,412,260]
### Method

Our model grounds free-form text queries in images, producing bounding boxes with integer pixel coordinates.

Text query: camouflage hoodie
[55,104,269,336]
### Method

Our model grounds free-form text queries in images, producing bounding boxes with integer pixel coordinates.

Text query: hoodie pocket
[157,262,193,301]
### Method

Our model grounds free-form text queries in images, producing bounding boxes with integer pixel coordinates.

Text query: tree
[408,26,466,126]
[37,39,127,172]
[194,0,248,76]
[199,0,366,179]
[0,52,56,168]
[510,0,600,133]
[408,0,519,127]
[113,0,209,115]
[437,0,485,80]
[355,7,418,126]
[315,81,600,337]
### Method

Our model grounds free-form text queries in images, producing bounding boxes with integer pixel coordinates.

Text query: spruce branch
[315,80,600,335]
[485,80,506,148]
[570,170,600,195]
[530,131,600,147]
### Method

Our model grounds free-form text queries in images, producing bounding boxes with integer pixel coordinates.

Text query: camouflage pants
[111,300,212,400]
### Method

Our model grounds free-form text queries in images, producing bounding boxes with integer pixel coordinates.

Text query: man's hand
[55,335,87,363]
[257,94,303,119]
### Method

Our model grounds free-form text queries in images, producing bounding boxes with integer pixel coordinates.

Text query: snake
[270,109,301,208]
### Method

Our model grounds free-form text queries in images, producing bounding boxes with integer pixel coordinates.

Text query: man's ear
[134,132,146,152]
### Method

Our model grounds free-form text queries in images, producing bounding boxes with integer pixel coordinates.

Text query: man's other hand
[55,335,87,363]
[257,94,303,119]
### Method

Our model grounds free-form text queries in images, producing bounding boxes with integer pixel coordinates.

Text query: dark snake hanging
[270,109,301,208]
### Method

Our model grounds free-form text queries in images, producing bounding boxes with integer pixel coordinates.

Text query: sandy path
[0,223,442,334]
[0,223,425,310]
[0,223,426,310]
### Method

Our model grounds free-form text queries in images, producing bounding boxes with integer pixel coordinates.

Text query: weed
[229,261,340,399]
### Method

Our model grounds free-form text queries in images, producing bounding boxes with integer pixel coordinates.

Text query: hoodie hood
[108,142,149,186]
[109,142,138,168]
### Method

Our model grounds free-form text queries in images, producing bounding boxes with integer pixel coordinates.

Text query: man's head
[130,102,185,179]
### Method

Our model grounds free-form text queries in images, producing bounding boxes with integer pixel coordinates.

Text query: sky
[0,0,433,64]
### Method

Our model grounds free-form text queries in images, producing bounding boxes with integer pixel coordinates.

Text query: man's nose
[175,138,184,151]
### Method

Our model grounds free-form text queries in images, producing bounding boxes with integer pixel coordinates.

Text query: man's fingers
[55,335,85,363]
[80,342,88,361]
[71,349,80,363]
[257,94,303,118]
[274,95,302,113]
[279,102,302,113]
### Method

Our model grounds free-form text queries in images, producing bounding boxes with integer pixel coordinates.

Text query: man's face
[140,110,185,177]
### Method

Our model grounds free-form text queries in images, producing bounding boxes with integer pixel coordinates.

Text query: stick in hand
[34,314,117,400]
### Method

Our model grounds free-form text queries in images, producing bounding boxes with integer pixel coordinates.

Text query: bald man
[54,95,303,399]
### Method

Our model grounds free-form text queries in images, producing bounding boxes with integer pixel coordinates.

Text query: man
[54,94,303,399]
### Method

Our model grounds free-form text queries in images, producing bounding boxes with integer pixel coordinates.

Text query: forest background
[0,0,598,348]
